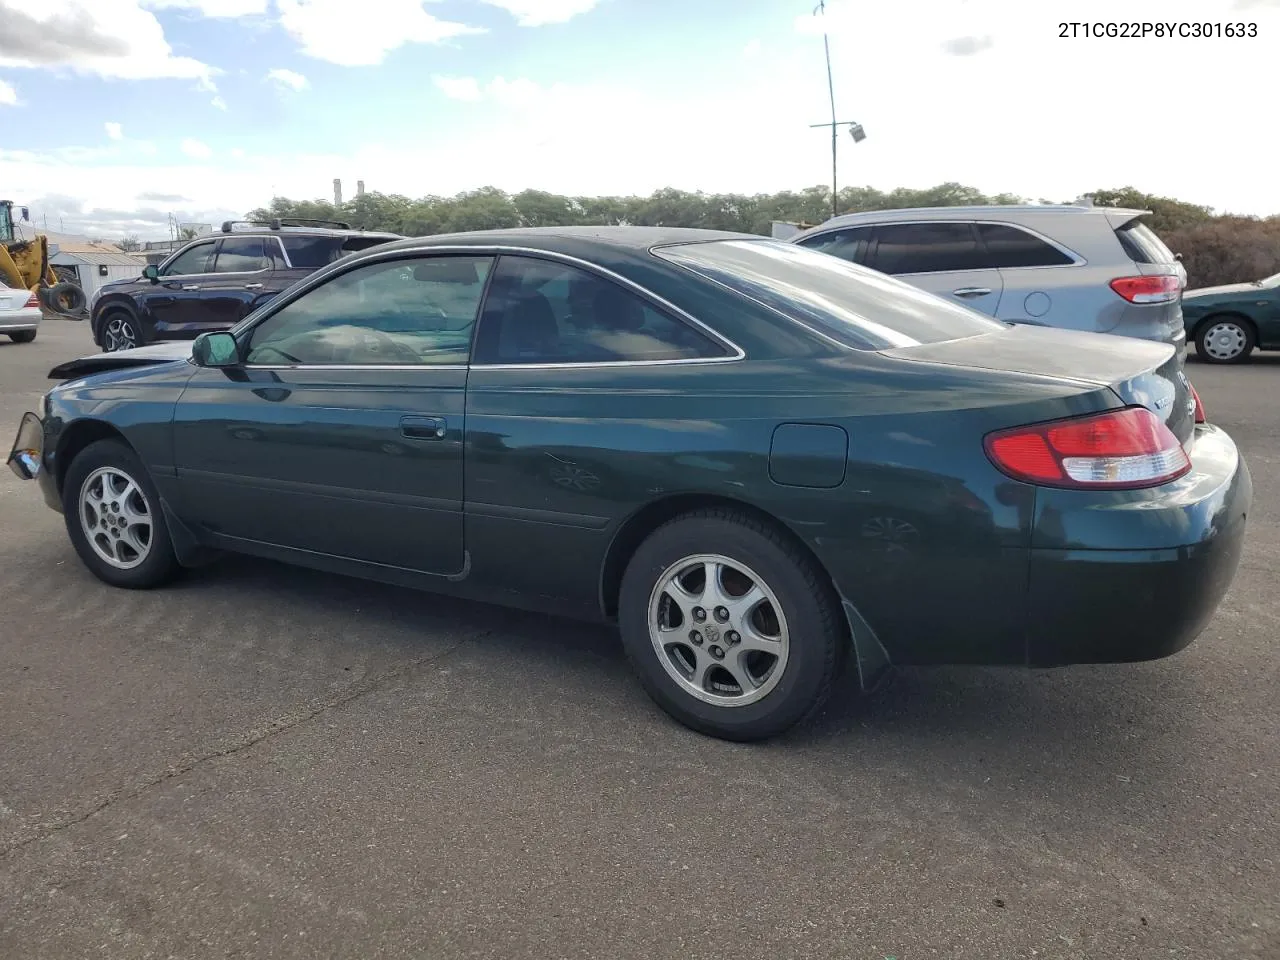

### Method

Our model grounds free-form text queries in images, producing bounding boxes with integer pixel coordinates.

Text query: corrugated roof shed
[50,250,147,267]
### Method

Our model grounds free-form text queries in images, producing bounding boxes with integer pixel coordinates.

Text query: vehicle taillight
[25,291,39,308]
[1189,382,1206,424]
[985,407,1190,490]
[1109,274,1181,303]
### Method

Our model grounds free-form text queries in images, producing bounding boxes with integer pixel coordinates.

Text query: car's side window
[243,255,494,366]
[797,226,874,265]
[869,222,986,275]
[472,256,727,365]
[161,241,216,277]
[976,223,1075,268]
[212,237,271,274]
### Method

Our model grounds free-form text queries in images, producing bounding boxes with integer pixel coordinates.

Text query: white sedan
[0,282,41,343]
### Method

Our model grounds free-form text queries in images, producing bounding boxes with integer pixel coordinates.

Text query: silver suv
[789,205,1188,349]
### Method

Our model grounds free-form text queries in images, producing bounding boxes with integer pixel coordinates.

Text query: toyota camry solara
[6,227,1252,742]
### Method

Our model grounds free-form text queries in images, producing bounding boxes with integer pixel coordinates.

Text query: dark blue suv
[90,219,402,352]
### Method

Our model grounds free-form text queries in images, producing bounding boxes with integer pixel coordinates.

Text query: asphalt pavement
[1,318,1276,959]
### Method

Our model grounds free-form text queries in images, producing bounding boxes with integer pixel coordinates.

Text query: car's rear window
[341,236,398,255]
[280,235,341,269]
[655,239,1006,350]
[1115,220,1177,265]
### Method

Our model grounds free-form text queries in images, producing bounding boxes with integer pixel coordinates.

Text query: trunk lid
[881,325,1196,445]
[0,286,32,312]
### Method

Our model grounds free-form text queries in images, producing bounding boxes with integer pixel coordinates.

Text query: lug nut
[692,607,707,622]
[709,645,724,660]
[727,631,740,644]
[714,606,729,622]
[689,630,703,645]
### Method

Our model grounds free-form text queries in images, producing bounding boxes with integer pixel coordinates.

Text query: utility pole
[809,0,866,219]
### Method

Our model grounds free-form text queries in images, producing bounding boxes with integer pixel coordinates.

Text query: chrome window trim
[267,235,293,269]
[233,244,746,372]
[798,218,1087,274]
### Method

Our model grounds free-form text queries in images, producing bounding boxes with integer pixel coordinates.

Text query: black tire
[618,509,846,742]
[1194,316,1256,364]
[61,439,180,590]
[100,310,143,352]
[8,330,36,343]
[40,281,88,315]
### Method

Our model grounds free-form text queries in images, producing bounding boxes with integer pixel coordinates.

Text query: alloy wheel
[79,466,153,569]
[104,316,138,352]
[647,553,789,708]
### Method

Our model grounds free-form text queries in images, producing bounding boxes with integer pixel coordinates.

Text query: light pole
[809,0,866,219]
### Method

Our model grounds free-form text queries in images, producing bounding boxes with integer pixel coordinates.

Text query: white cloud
[266,67,309,92]
[142,0,269,14]
[480,0,599,26]
[433,75,482,101]
[743,39,762,58]
[104,122,124,140]
[180,138,213,159]
[0,0,216,84]
[275,0,484,66]
[211,95,229,110]
[0,79,17,106]
[230,147,247,159]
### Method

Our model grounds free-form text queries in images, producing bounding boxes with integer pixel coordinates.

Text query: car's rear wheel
[618,509,845,742]
[8,330,36,343]
[1195,316,1255,364]
[62,440,180,589]
[102,311,142,352]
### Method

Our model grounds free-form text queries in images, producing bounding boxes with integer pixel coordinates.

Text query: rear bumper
[1026,423,1251,666]
[0,307,41,332]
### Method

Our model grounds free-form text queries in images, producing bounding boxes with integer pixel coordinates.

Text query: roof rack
[220,217,353,233]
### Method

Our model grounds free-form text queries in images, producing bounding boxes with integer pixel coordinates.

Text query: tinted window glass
[473,256,725,365]
[162,241,215,276]
[976,223,1074,268]
[213,237,270,273]
[871,222,985,274]
[280,235,341,269]
[1115,220,1176,265]
[341,236,398,255]
[656,239,1005,351]
[244,256,493,365]
[798,226,873,265]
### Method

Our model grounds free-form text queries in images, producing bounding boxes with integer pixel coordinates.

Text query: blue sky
[2,0,1277,239]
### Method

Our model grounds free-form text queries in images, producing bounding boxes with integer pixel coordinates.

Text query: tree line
[248,183,1280,289]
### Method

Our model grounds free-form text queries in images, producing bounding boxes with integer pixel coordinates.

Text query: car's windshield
[655,238,1007,350]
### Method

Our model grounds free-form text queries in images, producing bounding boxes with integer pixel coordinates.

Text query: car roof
[808,204,1151,230]
[371,225,761,256]
[224,227,403,240]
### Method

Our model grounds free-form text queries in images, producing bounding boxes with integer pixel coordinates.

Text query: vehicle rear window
[341,237,398,255]
[975,223,1075,268]
[1115,220,1176,265]
[656,239,1006,351]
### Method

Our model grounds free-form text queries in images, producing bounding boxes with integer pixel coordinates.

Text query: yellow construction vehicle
[0,199,89,318]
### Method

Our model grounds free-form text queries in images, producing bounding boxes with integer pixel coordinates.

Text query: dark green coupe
[1184,270,1280,363]
[7,228,1252,741]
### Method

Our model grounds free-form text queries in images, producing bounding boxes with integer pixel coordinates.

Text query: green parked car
[1184,270,1280,363]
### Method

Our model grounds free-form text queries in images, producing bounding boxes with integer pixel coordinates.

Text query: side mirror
[191,332,241,368]
[143,264,160,282]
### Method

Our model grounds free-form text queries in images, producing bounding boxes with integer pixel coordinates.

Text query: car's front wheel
[62,439,180,589]
[1195,316,1255,364]
[102,311,142,352]
[618,509,845,742]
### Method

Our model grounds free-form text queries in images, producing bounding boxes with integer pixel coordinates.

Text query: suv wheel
[102,312,142,352]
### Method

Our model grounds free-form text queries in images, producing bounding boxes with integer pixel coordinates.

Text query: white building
[49,245,146,301]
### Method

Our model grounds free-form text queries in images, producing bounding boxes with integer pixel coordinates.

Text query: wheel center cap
[703,623,721,644]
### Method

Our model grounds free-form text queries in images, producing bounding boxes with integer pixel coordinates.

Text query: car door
[194,236,278,332]
[143,239,219,336]
[171,251,495,576]
[461,253,738,614]
[866,221,1005,316]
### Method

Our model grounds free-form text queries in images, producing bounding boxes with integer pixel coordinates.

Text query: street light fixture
[809,1,867,218]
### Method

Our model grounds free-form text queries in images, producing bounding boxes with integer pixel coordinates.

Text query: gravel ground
[1,318,1276,959]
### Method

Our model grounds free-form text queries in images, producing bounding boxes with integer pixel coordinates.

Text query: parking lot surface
[1,320,1276,959]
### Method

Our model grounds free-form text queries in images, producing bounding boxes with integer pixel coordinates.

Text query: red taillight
[25,291,39,308]
[1189,382,1206,424]
[985,407,1190,490]
[1109,274,1181,304]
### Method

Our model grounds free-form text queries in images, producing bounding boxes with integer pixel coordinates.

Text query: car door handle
[952,287,992,298]
[181,284,200,291]
[244,283,264,290]
[400,416,447,440]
